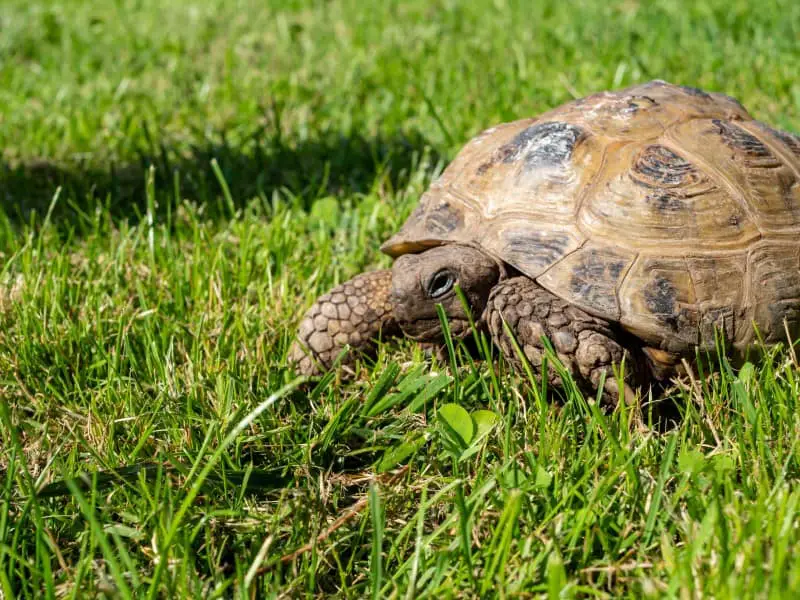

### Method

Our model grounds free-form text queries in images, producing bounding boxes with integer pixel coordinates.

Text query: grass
[1,0,800,596]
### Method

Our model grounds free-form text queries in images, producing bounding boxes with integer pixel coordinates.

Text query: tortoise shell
[381,81,800,353]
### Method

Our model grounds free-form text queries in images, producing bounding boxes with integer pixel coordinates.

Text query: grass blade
[370,483,384,600]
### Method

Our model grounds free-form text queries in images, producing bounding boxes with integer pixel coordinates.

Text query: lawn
[2,0,800,597]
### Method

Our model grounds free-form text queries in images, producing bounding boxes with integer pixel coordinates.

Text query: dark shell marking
[753,122,800,159]
[631,145,708,214]
[501,230,577,276]
[614,95,659,116]
[567,251,627,316]
[712,119,780,166]
[768,301,800,344]
[498,121,584,170]
[643,276,677,316]
[632,145,700,187]
[645,192,685,212]
[642,275,698,338]
[425,201,463,234]
[678,85,712,99]
[626,95,658,111]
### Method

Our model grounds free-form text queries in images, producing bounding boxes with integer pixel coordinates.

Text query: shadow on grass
[1,128,441,229]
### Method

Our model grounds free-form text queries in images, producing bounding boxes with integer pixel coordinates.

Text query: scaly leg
[484,277,640,404]
[288,270,398,376]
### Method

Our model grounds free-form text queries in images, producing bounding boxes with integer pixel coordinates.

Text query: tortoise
[289,80,800,401]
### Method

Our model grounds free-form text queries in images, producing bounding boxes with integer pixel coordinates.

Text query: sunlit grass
[1,0,800,597]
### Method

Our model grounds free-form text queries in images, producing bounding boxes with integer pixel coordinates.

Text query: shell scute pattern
[632,145,701,187]
[494,121,585,171]
[537,243,634,320]
[666,118,800,233]
[493,228,582,279]
[383,81,800,351]
[758,124,800,159]
[712,119,782,168]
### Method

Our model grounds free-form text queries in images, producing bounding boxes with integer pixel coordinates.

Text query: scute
[747,121,800,168]
[381,188,480,257]
[687,256,746,345]
[666,118,800,233]
[537,242,635,321]
[487,121,585,171]
[485,226,582,280]
[618,256,699,351]
[746,242,800,344]
[382,81,800,352]
[579,141,760,249]
[633,144,698,186]
[381,117,603,257]
[540,79,752,138]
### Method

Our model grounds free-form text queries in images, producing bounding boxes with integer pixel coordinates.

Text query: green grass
[2,0,800,597]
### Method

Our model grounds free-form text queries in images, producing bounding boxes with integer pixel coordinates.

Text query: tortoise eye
[427,270,455,299]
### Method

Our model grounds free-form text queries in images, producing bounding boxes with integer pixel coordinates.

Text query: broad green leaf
[678,448,705,476]
[438,404,474,446]
[534,466,553,490]
[471,409,501,442]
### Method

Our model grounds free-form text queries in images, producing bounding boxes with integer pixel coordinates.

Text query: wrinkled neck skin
[389,243,504,343]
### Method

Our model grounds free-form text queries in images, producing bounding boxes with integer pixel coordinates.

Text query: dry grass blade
[276,466,409,566]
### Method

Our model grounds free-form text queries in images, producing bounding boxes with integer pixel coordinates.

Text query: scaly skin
[485,276,639,404]
[288,270,397,376]
[290,250,643,403]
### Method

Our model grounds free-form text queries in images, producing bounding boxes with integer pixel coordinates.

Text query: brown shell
[381,80,800,352]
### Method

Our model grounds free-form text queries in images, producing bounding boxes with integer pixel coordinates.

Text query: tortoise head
[389,244,501,341]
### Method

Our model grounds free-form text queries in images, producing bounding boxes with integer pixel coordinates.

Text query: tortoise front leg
[288,270,399,376]
[484,277,639,405]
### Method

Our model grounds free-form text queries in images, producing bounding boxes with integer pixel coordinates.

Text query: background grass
[1,0,800,597]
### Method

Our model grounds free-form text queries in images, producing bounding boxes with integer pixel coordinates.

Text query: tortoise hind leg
[484,276,641,405]
[289,270,398,376]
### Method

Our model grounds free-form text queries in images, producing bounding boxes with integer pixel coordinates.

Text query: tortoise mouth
[398,317,472,342]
